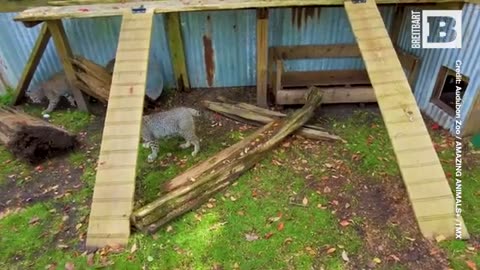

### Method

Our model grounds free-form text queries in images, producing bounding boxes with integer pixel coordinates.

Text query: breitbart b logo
[422,10,462,48]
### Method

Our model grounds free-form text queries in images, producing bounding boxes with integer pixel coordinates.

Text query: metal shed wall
[0,6,395,92]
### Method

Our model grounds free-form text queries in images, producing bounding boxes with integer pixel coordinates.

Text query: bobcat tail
[186,108,201,117]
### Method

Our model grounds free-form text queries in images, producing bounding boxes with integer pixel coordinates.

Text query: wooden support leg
[256,8,269,108]
[13,24,51,105]
[47,20,88,112]
[165,12,191,92]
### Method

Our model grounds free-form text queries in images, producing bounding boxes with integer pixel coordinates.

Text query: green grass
[0,87,15,106]
[22,104,92,133]
[331,111,400,176]
[0,203,62,269]
[0,145,31,186]
[1,108,479,269]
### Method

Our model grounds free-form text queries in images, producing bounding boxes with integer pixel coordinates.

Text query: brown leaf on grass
[341,250,350,262]
[277,222,284,231]
[29,216,40,225]
[305,246,316,256]
[326,247,336,254]
[389,254,400,262]
[65,262,75,270]
[45,263,57,270]
[130,243,138,254]
[466,260,477,270]
[339,220,350,227]
[283,237,293,245]
[302,197,308,206]
[264,232,274,239]
[245,232,259,242]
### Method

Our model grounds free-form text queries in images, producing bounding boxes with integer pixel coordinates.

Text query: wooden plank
[13,23,51,105]
[86,9,154,249]
[47,20,88,111]
[256,8,268,107]
[165,12,191,92]
[282,70,370,87]
[345,0,468,240]
[269,44,360,60]
[14,0,479,22]
[276,86,376,105]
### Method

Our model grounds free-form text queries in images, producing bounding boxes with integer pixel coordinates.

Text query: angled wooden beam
[256,8,269,107]
[86,9,154,249]
[47,20,88,111]
[345,0,469,240]
[13,23,51,105]
[165,12,190,92]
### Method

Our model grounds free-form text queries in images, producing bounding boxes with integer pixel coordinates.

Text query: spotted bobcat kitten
[26,72,76,115]
[142,107,201,163]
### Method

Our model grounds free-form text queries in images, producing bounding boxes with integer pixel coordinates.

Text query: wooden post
[13,24,51,105]
[165,12,190,92]
[256,8,269,108]
[47,20,88,111]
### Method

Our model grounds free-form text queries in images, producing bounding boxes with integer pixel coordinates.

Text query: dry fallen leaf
[326,247,336,254]
[305,246,316,256]
[277,222,284,231]
[206,203,214,209]
[302,197,308,206]
[75,223,82,230]
[65,262,75,270]
[130,243,138,254]
[29,216,40,225]
[339,220,350,227]
[245,232,259,242]
[57,244,69,249]
[166,225,173,232]
[373,257,382,264]
[264,232,274,239]
[466,260,477,270]
[341,250,350,262]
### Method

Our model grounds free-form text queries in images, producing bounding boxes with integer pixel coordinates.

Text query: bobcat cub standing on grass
[142,107,201,163]
[26,72,76,115]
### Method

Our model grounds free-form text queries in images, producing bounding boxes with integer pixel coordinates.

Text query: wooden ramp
[344,0,468,239]
[86,10,154,248]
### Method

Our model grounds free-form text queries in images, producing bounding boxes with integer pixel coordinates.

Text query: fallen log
[202,100,343,142]
[131,87,323,233]
[216,96,327,131]
[0,107,78,163]
[72,56,112,103]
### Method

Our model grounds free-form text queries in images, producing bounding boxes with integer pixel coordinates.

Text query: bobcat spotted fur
[142,107,200,163]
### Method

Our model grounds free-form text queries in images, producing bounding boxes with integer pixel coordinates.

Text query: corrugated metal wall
[0,6,395,91]
[396,3,480,134]
[179,6,395,87]
[0,13,174,97]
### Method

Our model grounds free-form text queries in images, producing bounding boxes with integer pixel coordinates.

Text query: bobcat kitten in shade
[26,72,76,115]
[142,107,201,163]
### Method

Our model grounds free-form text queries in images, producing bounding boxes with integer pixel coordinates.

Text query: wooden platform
[85,9,153,248]
[14,0,477,22]
[344,0,468,239]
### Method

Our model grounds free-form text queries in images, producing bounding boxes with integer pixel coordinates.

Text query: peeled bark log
[131,87,323,233]
[0,107,77,163]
